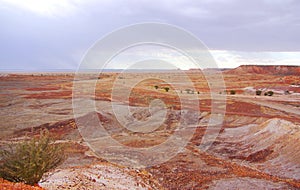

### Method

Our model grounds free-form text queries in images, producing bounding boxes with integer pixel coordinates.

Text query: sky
[0,0,300,70]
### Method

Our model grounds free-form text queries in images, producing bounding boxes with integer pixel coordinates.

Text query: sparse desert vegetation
[0,65,300,189]
[0,130,66,185]
[2,0,300,188]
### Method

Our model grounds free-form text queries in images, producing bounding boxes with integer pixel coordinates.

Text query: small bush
[230,90,236,95]
[0,130,66,185]
[164,87,170,92]
[256,90,262,96]
[264,91,274,96]
[185,89,191,94]
[154,85,159,89]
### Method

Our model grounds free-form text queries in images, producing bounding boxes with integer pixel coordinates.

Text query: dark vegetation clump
[256,90,262,96]
[230,90,236,95]
[0,130,67,185]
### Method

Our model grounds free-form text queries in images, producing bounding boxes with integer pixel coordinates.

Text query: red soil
[0,178,44,190]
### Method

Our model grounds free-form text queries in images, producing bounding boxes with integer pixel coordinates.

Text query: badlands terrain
[0,65,300,189]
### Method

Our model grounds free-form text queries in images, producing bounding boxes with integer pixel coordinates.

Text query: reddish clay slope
[0,178,43,190]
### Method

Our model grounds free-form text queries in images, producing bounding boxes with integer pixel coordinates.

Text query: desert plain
[0,65,300,189]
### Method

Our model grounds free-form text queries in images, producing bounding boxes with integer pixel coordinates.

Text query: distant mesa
[187,68,228,73]
[189,68,202,71]
[225,65,300,75]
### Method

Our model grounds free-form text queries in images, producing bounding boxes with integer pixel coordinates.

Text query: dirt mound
[225,65,300,76]
[209,118,300,179]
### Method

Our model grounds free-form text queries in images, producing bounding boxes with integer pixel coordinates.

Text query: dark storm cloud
[0,0,299,70]
[109,0,300,51]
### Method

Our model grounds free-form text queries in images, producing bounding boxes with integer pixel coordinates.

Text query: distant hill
[225,65,300,75]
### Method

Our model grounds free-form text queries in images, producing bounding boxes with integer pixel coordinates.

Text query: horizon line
[0,64,299,73]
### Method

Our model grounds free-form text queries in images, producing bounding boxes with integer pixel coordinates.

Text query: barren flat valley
[1,65,300,189]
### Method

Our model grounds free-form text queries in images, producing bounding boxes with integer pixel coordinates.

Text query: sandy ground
[39,163,161,190]
[1,71,300,189]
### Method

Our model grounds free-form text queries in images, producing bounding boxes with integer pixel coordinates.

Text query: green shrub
[264,91,274,96]
[164,87,170,92]
[256,90,262,96]
[230,90,236,95]
[0,130,66,185]
[154,85,159,89]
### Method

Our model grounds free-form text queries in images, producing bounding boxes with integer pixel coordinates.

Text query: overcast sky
[0,0,300,70]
